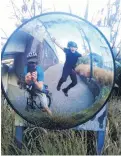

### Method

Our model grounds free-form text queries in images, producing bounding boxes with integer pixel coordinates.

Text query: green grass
[1,95,121,155]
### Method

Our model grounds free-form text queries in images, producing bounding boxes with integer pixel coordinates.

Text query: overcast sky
[0,0,109,37]
[1,0,121,54]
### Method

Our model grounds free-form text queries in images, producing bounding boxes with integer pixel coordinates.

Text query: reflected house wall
[14,35,33,78]
[2,61,22,90]
[2,63,18,92]
[5,31,27,53]
[10,32,59,79]
[2,29,59,92]
[8,70,18,87]
[24,37,58,71]
[37,39,58,70]
[2,64,9,92]
[2,31,30,90]
[20,36,58,71]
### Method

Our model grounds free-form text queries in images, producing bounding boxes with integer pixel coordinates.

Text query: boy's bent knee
[72,80,77,86]
[60,77,67,82]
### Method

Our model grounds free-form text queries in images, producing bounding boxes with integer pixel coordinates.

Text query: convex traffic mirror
[1,12,114,129]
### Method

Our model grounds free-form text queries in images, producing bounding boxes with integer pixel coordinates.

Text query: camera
[27,63,36,73]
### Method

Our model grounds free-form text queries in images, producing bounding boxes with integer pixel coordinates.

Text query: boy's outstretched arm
[51,37,64,51]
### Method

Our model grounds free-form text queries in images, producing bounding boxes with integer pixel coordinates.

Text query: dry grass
[75,64,113,86]
[1,95,121,155]
[1,96,15,154]
[103,97,121,155]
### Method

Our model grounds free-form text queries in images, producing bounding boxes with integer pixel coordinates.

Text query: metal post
[15,126,24,149]
[97,104,108,155]
[14,113,25,149]
[97,130,106,155]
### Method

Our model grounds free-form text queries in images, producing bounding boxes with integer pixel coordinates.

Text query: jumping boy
[52,38,82,97]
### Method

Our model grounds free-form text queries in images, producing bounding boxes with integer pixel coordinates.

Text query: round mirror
[1,12,114,129]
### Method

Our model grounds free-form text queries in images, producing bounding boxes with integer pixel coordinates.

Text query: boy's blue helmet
[67,41,78,48]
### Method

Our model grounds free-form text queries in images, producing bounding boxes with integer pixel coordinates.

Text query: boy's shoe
[62,88,68,97]
[57,86,61,91]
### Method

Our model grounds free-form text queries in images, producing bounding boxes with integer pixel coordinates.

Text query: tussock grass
[1,97,15,154]
[103,97,121,155]
[1,95,121,155]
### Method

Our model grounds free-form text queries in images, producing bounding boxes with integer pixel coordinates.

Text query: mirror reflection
[1,13,114,129]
